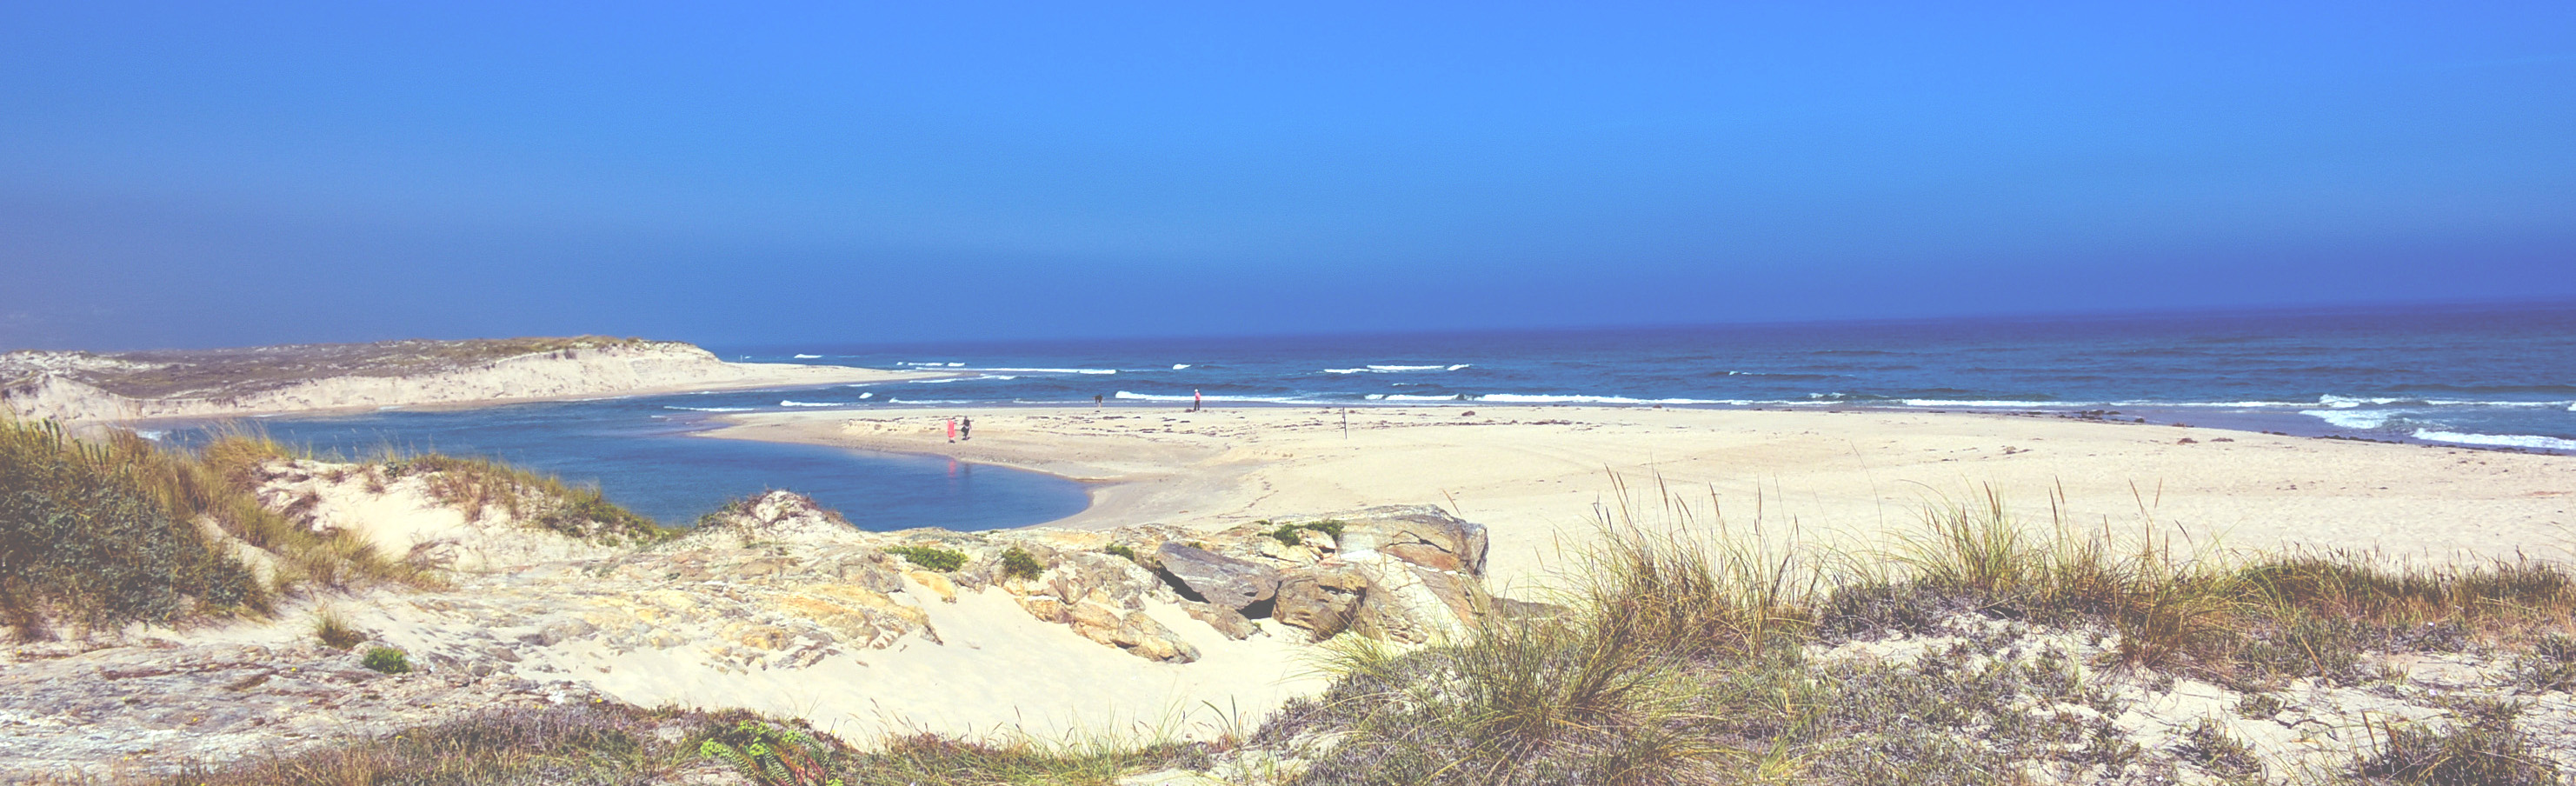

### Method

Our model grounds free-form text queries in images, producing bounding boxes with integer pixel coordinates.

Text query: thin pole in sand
[1341,410,1349,440]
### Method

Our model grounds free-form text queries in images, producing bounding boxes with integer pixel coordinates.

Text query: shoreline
[700,403,2576,590]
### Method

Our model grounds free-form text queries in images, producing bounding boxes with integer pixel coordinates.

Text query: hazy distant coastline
[0,336,943,424]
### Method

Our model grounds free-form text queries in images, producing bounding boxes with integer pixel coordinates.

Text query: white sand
[706,405,2576,589]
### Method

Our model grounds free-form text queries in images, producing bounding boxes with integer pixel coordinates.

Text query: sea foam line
[1321,364,1471,374]
[976,367,1119,375]
[2412,430,2576,451]
[1114,391,1314,404]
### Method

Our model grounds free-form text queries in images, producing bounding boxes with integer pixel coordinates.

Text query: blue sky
[4,2,2572,350]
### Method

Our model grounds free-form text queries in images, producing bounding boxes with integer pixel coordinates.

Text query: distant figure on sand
[946,417,955,443]
[1094,394,1103,410]
[961,416,973,441]
[1193,389,1202,411]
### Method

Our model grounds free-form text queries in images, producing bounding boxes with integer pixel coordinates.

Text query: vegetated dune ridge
[0,336,934,423]
[0,443,1492,777]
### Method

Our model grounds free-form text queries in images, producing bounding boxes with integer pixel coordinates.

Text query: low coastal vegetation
[887,543,969,572]
[40,483,2576,785]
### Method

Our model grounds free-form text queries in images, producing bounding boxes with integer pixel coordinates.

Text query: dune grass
[0,419,269,639]
[1261,481,2576,784]
[377,452,671,546]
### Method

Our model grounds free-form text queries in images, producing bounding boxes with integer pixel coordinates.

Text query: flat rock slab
[1156,543,1281,611]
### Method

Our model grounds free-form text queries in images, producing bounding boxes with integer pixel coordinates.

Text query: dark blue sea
[156,301,2576,529]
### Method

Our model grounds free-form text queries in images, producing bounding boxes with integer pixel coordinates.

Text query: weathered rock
[1273,569,1370,641]
[1156,543,1281,611]
[1339,552,1475,644]
[1181,601,1260,640]
[1337,506,1488,574]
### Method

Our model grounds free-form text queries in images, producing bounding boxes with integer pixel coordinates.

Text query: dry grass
[1266,477,2576,784]
[380,453,671,546]
[1,419,269,639]
[0,418,454,639]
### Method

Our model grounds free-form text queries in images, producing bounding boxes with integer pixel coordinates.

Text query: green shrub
[1104,543,1142,563]
[699,720,842,786]
[1267,519,1347,545]
[887,545,966,572]
[999,547,1045,580]
[363,646,411,674]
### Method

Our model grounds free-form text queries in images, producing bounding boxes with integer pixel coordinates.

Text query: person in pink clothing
[946,417,955,443]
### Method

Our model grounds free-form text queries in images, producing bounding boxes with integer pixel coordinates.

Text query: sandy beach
[706,405,2576,589]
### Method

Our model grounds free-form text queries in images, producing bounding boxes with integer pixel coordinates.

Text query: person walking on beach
[961,416,973,441]
[1094,394,1103,410]
[1193,389,1202,412]
[946,417,955,443]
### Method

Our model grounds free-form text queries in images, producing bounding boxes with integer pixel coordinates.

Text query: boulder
[1155,543,1281,611]
[1338,506,1488,574]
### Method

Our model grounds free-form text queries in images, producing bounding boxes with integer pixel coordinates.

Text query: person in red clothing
[946,417,955,443]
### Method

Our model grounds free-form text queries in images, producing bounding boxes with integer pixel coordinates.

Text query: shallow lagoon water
[162,400,1091,530]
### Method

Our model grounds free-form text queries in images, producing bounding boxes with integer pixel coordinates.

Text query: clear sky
[4,3,2573,350]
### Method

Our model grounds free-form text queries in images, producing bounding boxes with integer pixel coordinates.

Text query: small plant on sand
[999,546,1045,580]
[314,609,365,649]
[887,545,967,572]
[2358,707,2562,786]
[2177,717,2261,778]
[700,719,843,786]
[362,646,411,674]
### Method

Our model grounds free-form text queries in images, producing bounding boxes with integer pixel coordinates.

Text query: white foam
[860,392,875,399]
[1112,391,1310,403]
[664,406,757,412]
[1322,364,1468,374]
[779,401,846,408]
[2413,430,2576,451]
[1475,393,1730,405]
[977,368,1118,375]
[1171,363,1191,370]
[793,354,822,359]
[134,430,164,441]
[1362,394,1467,402]
[2300,409,2395,430]
[1898,399,2098,409]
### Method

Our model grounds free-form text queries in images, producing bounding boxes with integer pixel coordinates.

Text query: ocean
[161,300,2575,528]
